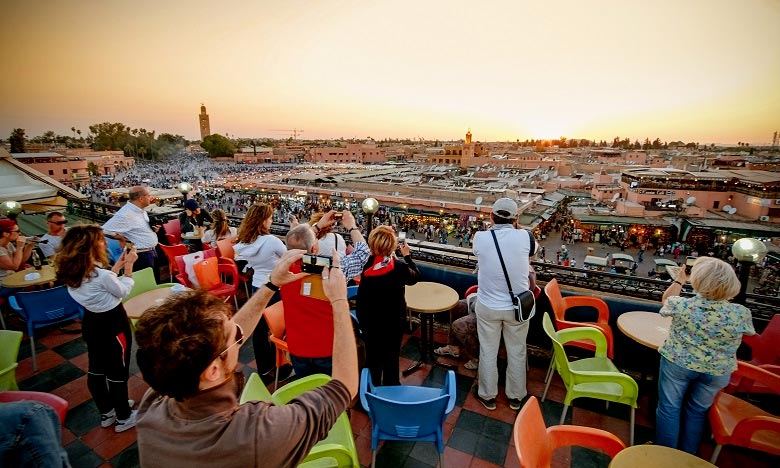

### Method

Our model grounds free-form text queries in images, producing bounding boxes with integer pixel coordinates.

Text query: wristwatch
[264,281,280,292]
[348,227,360,233]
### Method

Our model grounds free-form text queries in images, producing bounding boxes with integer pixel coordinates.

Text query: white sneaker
[128,399,135,408]
[100,409,116,428]
[115,410,138,433]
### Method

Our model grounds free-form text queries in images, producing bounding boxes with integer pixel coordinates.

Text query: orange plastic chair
[708,361,780,464]
[174,250,239,307]
[0,390,69,426]
[264,301,292,390]
[160,243,189,278]
[742,314,780,366]
[513,396,626,467]
[216,238,251,297]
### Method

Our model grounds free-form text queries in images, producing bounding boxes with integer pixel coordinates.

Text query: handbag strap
[490,230,517,304]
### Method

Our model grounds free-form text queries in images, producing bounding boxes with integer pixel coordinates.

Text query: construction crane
[270,128,305,140]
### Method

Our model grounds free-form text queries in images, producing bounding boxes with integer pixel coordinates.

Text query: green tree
[87,162,99,175]
[89,122,132,151]
[10,128,26,153]
[201,134,236,157]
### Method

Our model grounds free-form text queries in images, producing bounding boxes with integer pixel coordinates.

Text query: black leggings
[82,304,132,419]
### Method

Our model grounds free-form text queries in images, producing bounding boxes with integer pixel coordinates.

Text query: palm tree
[71,127,76,138]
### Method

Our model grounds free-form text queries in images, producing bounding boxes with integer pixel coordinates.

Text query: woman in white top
[201,209,237,248]
[233,203,286,375]
[55,225,138,433]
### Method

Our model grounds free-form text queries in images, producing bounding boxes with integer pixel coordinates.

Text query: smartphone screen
[398,232,406,243]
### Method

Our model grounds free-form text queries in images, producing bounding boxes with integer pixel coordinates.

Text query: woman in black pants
[356,226,419,386]
[56,225,138,432]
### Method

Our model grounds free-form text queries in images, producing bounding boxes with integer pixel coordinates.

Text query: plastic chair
[238,372,273,403]
[742,313,780,366]
[360,367,456,468]
[160,243,189,278]
[513,396,626,467]
[122,267,172,302]
[105,237,124,265]
[544,278,614,384]
[0,390,69,425]
[264,301,292,390]
[163,219,181,245]
[541,313,638,445]
[273,374,360,468]
[464,284,478,298]
[0,330,23,390]
[216,238,251,297]
[708,361,780,464]
[9,286,85,372]
[173,248,218,288]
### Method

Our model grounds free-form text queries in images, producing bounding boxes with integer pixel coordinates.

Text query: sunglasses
[218,322,244,358]
[48,220,68,225]
[9,230,20,233]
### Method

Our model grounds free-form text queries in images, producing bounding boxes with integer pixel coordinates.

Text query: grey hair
[286,224,317,251]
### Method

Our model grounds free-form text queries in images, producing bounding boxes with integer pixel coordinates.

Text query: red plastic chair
[264,301,291,390]
[216,238,251,297]
[160,244,189,278]
[708,361,780,464]
[742,314,780,366]
[513,396,626,467]
[0,390,69,426]
[464,285,478,298]
[163,219,182,245]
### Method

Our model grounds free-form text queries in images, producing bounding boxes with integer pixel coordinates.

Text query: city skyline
[1,0,779,145]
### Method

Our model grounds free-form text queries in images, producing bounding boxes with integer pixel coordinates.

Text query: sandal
[433,345,460,358]
[464,359,479,370]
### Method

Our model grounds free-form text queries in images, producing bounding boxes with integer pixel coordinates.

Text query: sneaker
[509,398,523,411]
[473,388,496,411]
[128,399,135,408]
[464,359,478,370]
[100,409,116,428]
[115,410,138,433]
[433,345,460,358]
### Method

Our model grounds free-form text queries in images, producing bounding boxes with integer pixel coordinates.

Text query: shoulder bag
[490,230,536,322]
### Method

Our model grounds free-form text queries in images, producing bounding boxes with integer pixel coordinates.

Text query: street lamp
[0,201,23,221]
[177,182,193,206]
[362,197,379,238]
[732,237,768,304]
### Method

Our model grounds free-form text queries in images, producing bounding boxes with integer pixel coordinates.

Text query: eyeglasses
[218,322,244,358]
[48,220,68,225]
[9,230,20,233]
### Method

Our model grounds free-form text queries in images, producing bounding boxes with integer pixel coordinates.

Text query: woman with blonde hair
[356,225,419,385]
[201,208,237,248]
[655,256,755,454]
[233,203,286,375]
[56,225,138,432]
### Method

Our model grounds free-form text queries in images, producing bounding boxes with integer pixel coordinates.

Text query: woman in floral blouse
[655,256,755,454]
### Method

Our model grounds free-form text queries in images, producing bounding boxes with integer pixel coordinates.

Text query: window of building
[48,170,54,176]
[713,200,720,209]
[63,169,68,174]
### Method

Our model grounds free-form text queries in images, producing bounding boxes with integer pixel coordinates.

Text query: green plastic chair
[541,313,639,445]
[272,374,359,468]
[239,372,273,403]
[0,330,23,391]
[123,267,173,302]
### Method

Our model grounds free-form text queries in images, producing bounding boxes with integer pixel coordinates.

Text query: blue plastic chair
[9,286,84,371]
[359,368,456,468]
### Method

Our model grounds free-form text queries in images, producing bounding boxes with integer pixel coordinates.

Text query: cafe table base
[403,312,456,376]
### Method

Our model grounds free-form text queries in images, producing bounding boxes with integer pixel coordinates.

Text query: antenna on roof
[686,196,696,205]
[729,207,737,215]
[722,205,732,212]
[475,196,483,205]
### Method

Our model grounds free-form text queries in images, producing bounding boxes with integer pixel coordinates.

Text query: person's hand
[289,215,299,227]
[676,268,688,284]
[340,210,357,230]
[322,249,347,302]
[316,210,336,230]
[398,241,410,257]
[152,225,160,232]
[125,247,138,264]
[269,249,311,286]
[15,235,27,246]
[185,209,193,216]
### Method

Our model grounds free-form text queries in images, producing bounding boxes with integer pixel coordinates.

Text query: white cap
[491,198,518,219]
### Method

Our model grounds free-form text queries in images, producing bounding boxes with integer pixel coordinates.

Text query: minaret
[465,128,472,145]
[199,104,211,140]
[461,128,475,168]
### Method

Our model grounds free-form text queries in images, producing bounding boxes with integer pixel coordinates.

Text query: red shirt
[280,262,333,358]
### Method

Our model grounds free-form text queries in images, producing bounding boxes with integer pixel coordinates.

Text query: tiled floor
[6,310,779,468]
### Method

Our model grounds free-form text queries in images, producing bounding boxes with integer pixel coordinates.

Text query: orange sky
[1,0,778,144]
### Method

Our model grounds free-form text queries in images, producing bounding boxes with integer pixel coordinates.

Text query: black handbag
[490,230,536,322]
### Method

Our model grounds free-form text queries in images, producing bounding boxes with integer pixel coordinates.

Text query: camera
[301,253,332,274]
[685,256,696,275]
[125,242,134,253]
[334,212,343,221]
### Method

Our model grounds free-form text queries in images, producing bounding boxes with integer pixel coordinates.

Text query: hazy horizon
[2,0,778,145]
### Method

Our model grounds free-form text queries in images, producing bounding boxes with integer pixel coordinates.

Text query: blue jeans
[655,357,730,453]
[290,355,332,378]
[0,401,71,467]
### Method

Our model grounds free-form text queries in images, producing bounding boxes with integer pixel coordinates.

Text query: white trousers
[475,299,529,400]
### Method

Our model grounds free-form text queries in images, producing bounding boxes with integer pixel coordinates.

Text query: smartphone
[685,256,696,275]
[334,212,343,221]
[398,231,406,244]
[125,242,134,253]
[301,253,332,274]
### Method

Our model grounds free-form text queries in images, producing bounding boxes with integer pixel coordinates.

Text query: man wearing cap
[178,199,211,251]
[472,198,536,411]
[102,186,160,280]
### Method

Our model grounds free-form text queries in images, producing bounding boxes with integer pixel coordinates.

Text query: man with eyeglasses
[102,186,160,280]
[38,211,68,258]
[134,250,358,468]
[0,219,34,298]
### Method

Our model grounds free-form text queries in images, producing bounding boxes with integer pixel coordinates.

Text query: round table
[181,233,202,240]
[124,286,176,319]
[403,282,459,375]
[617,311,671,350]
[2,265,56,288]
[609,444,715,467]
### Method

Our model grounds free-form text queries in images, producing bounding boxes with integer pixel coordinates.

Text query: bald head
[128,186,149,201]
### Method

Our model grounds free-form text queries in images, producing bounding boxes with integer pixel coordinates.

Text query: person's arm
[340,241,369,281]
[339,210,366,245]
[321,253,358,398]
[233,249,309,337]
[662,269,688,304]
[398,242,420,285]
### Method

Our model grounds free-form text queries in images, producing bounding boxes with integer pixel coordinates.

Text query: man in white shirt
[472,198,535,411]
[102,186,160,280]
[39,212,68,258]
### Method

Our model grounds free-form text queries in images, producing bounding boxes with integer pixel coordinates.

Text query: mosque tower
[198,104,211,140]
[461,128,475,168]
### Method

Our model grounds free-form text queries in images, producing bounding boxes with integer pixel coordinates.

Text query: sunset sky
[2,0,778,144]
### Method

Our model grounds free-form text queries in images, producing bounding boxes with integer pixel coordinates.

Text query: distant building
[307,142,385,164]
[10,150,134,186]
[198,104,211,140]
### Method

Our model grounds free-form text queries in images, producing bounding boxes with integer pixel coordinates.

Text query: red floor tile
[442,447,473,467]
[81,426,115,450]
[470,456,503,467]
[51,374,92,408]
[504,448,521,468]
[92,426,137,459]
[354,434,373,467]
[37,329,82,348]
[15,350,67,380]
[70,352,89,372]
[349,408,370,436]
[61,428,77,447]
